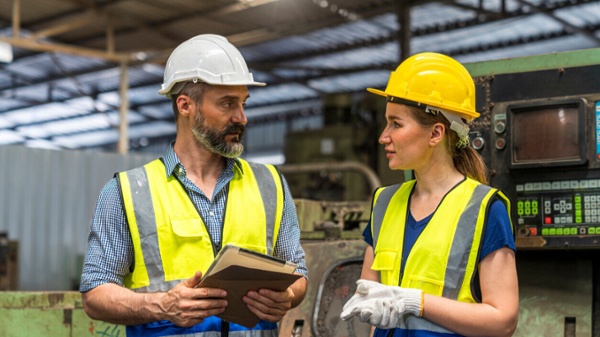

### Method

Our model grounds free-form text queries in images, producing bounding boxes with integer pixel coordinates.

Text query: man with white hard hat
[80,34,308,337]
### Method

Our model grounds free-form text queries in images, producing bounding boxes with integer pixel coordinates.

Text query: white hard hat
[159,34,265,98]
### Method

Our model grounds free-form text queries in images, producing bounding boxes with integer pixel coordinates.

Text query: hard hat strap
[168,82,187,99]
[426,106,470,148]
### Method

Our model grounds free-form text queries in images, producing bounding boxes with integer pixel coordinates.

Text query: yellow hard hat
[367,52,479,121]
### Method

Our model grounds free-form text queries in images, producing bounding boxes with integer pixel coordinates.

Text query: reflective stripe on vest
[370,178,510,336]
[118,157,284,292]
[247,161,277,255]
[371,183,401,251]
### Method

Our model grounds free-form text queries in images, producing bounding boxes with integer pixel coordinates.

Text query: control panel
[515,178,600,247]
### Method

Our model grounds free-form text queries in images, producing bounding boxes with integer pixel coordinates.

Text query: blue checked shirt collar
[162,142,244,181]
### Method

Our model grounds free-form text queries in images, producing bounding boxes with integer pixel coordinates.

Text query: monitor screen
[510,100,586,167]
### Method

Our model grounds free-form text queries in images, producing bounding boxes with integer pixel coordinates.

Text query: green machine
[464,48,600,337]
[0,292,125,337]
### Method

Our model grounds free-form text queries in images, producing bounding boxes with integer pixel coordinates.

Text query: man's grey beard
[192,111,245,158]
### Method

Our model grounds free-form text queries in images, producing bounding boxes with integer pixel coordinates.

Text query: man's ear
[430,123,445,146]
[176,95,193,118]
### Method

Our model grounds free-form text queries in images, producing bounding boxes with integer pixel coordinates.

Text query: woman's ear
[430,123,445,146]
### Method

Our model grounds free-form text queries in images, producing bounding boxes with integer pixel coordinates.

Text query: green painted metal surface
[465,48,600,77]
[0,292,126,337]
[513,256,592,337]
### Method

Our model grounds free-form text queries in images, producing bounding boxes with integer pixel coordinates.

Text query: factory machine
[469,52,600,251]
[465,50,600,337]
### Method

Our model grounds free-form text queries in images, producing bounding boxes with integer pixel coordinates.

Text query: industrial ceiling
[0,0,599,157]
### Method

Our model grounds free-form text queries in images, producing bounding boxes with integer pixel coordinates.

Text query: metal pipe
[277,161,381,193]
[118,60,129,154]
[394,0,411,62]
[12,0,20,38]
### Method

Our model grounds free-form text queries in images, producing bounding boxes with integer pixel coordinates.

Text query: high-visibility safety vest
[370,178,511,337]
[117,158,285,337]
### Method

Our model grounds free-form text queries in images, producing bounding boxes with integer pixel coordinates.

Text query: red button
[544,217,552,224]
[529,227,537,236]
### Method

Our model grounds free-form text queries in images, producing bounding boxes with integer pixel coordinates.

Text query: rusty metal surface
[294,199,371,235]
[313,261,370,337]
[279,240,368,337]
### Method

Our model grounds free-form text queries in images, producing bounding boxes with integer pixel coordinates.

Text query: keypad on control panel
[515,178,600,236]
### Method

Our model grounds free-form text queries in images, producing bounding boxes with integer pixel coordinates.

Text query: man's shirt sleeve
[80,178,134,293]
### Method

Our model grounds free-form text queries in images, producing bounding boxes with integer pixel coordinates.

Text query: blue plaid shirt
[80,144,307,292]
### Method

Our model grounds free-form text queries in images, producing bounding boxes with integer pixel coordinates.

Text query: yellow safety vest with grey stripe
[118,157,284,290]
[370,177,511,336]
[117,158,284,337]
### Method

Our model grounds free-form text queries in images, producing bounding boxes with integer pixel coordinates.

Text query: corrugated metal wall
[0,145,159,290]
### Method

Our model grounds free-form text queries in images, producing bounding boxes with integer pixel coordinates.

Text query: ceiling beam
[0,35,129,62]
[30,10,99,40]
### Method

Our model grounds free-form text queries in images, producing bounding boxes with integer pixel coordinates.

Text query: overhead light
[0,41,13,63]
[132,51,148,61]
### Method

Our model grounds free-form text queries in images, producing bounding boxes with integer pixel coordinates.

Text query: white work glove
[340,279,423,329]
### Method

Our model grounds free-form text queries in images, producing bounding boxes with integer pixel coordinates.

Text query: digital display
[596,101,600,160]
[510,101,585,167]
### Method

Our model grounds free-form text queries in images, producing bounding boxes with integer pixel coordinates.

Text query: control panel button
[494,121,506,134]
[472,137,485,150]
[495,138,506,150]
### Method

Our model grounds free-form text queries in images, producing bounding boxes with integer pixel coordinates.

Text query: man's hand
[161,271,228,327]
[242,286,295,323]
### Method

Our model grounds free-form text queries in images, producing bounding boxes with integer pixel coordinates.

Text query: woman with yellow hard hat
[341,53,519,337]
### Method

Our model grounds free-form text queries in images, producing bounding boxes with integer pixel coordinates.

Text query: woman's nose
[379,130,391,144]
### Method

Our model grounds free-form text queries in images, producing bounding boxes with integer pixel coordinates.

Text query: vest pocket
[371,250,399,284]
[227,243,268,255]
[171,218,205,238]
[372,250,398,270]
[166,218,213,280]
[406,275,444,296]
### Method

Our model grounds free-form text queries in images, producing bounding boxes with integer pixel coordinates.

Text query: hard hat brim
[158,79,266,97]
[367,86,480,120]
[366,87,387,97]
